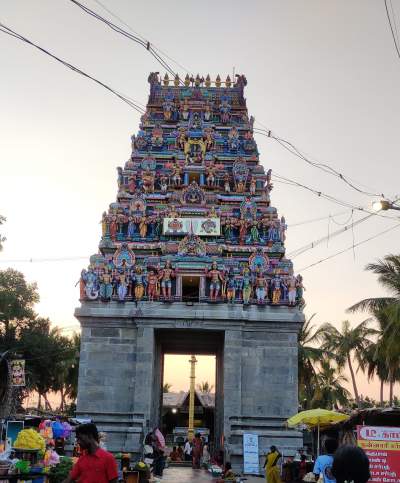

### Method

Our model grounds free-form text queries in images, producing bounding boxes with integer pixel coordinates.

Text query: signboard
[10,359,25,386]
[163,217,220,236]
[6,420,24,446]
[357,425,400,482]
[243,433,259,474]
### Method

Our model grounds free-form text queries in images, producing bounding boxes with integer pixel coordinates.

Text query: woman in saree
[264,445,282,483]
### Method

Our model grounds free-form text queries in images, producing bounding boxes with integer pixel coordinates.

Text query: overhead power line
[287,213,375,259]
[384,0,400,60]
[254,127,385,198]
[297,223,400,272]
[69,0,182,81]
[0,22,145,114]
[91,0,193,75]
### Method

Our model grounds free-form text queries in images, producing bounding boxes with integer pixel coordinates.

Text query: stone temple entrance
[75,302,303,470]
[156,330,223,447]
[75,72,305,472]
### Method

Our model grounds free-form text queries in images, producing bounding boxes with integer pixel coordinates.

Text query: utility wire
[91,0,192,75]
[287,213,375,259]
[69,0,181,81]
[384,0,400,59]
[254,127,385,197]
[0,22,145,115]
[297,223,400,272]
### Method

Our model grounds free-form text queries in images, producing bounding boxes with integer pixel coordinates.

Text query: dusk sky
[1,0,400,398]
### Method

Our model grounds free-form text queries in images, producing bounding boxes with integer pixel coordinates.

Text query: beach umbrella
[287,408,349,455]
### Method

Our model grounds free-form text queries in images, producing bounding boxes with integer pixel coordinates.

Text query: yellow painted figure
[264,446,282,483]
[134,266,145,301]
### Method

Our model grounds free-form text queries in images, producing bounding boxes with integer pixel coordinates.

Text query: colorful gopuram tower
[75,73,304,470]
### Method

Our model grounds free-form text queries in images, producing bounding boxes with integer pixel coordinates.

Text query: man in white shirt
[184,440,192,462]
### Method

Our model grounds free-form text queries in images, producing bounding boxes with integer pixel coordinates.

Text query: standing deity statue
[128,176,137,193]
[228,126,240,151]
[280,216,287,242]
[237,218,248,246]
[133,266,146,302]
[84,267,99,300]
[223,172,231,193]
[181,99,189,120]
[206,162,217,187]
[236,180,245,193]
[296,275,305,304]
[177,129,187,150]
[117,167,124,189]
[117,268,129,302]
[204,130,214,151]
[109,215,118,241]
[255,270,268,304]
[204,102,212,121]
[271,275,285,305]
[207,261,223,301]
[158,260,175,300]
[139,216,148,238]
[100,211,109,238]
[160,175,168,193]
[250,221,260,244]
[79,269,87,300]
[223,217,235,241]
[240,265,252,305]
[249,176,257,196]
[99,268,113,301]
[146,268,159,301]
[225,268,237,304]
[287,276,297,306]
[127,215,136,239]
[219,98,231,124]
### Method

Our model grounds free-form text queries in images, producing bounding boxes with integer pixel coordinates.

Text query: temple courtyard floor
[158,467,264,482]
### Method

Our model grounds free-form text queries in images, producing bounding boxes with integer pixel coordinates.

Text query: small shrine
[79,73,304,308]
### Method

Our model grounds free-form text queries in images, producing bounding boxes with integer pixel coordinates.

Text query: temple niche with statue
[75,73,304,471]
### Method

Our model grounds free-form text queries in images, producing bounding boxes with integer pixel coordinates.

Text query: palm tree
[312,360,351,409]
[348,254,400,313]
[196,381,214,393]
[320,320,376,408]
[298,314,327,409]
[163,383,172,393]
[361,335,388,407]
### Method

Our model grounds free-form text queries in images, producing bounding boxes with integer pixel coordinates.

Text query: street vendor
[63,423,118,483]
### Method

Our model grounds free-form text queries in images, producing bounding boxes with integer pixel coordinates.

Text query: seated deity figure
[160,175,168,193]
[228,126,240,151]
[158,260,175,300]
[172,163,182,186]
[226,269,237,304]
[255,269,268,304]
[99,268,113,301]
[207,261,223,301]
[83,267,99,300]
[146,268,159,301]
[142,168,155,193]
[151,125,163,147]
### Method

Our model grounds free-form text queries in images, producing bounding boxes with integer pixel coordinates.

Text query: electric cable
[91,0,193,75]
[297,223,400,272]
[384,0,400,59]
[287,213,375,259]
[0,22,145,115]
[254,127,385,198]
[69,0,181,81]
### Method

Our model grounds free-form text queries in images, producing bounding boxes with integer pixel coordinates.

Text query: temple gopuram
[79,72,304,307]
[75,73,304,471]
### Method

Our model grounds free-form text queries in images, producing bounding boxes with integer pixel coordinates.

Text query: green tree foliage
[0,268,79,413]
[196,381,214,393]
[312,360,351,409]
[319,320,376,408]
[163,383,172,393]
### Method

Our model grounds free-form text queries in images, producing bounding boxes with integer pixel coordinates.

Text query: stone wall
[75,301,303,469]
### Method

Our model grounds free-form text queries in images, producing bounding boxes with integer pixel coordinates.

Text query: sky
[1,0,400,399]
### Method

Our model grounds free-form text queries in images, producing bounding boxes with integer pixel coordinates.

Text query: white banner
[163,217,220,236]
[243,433,259,475]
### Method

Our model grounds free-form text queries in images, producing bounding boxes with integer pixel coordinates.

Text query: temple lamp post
[372,199,400,212]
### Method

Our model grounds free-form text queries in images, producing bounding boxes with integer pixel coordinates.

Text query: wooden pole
[188,354,197,442]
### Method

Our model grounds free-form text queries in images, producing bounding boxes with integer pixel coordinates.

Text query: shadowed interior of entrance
[152,329,224,450]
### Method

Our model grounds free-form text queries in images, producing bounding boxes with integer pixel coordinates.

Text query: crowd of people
[266,439,371,483]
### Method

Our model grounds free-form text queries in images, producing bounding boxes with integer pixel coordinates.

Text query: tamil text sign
[357,425,400,482]
[243,433,259,474]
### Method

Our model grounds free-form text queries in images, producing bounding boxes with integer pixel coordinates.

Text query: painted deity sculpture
[100,268,113,301]
[255,269,268,304]
[287,276,297,306]
[226,268,237,304]
[147,268,159,301]
[206,162,217,187]
[241,265,252,305]
[117,268,129,302]
[271,275,285,305]
[207,261,223,301]
[158,260,175,300]
[171,163,182,186]
[133,266,146,301]
[223,173,231,193]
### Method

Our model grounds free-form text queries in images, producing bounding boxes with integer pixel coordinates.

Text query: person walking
[184,438,192,462]
[63,423,118,483]
[264,445,282,483]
